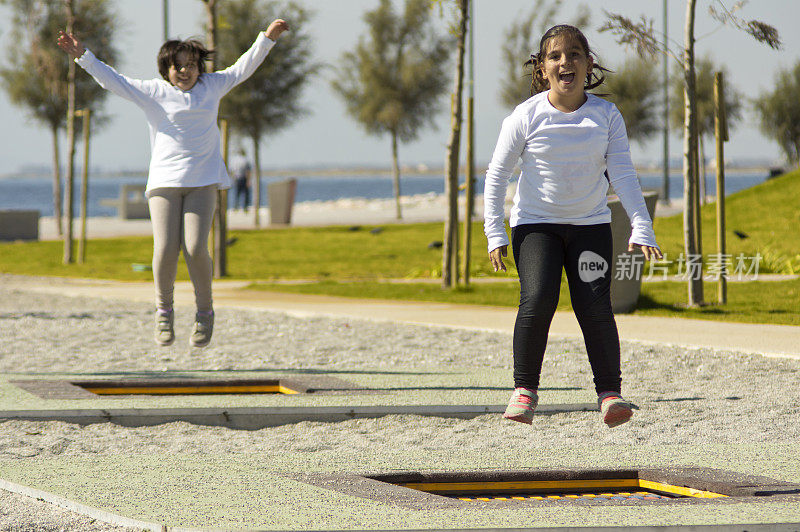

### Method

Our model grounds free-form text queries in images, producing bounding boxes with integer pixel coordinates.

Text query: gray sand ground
[1,280,800,529]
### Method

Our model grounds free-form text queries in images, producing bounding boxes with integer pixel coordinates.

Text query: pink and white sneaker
[502,388,538,424]
[598,391,633,428]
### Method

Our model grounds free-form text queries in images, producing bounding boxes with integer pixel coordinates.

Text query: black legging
[511,223,621,394]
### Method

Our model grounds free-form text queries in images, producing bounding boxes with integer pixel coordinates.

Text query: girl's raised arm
[56,31,86,60]
[57,31,158,108]
[211,19,288,95]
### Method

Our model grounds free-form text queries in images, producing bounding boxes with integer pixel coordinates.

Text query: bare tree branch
[708,0,781,49]
[745,20,781,50]
[598,11,681,64]
[598,12,659,59]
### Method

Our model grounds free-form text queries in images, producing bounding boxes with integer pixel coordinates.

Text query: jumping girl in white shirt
[57,19,289,348]
[484,25,662,428]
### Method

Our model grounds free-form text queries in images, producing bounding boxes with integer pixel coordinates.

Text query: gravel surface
[1,280,800,529]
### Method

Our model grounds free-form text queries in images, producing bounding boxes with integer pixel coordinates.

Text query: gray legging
[148,185,217,312]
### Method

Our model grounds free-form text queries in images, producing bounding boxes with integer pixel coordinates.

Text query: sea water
[0,170,771,218]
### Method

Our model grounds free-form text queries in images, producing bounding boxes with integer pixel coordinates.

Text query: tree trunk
[50,125,63,236]
[162,0,169,41]
[63,0,76,265]
[442,0,468,288]
[682,0,703,305]
[203,0,217,70]
[391,130,402,220]
[252,135,262,227]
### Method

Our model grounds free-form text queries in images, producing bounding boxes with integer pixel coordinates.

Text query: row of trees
[604,56,742,186]
[496,4,762,178]
[601,0,781,307]
[0,0,118,238]
[1,1,797,300]
[217,0,318,228]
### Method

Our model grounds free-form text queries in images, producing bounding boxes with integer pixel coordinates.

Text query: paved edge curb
[386,526,800,532]
[0,404,598,429]
[0,477,166,531]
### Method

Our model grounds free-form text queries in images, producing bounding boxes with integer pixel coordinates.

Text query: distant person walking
[484,25,662,428]
[57,19,289,348]
[230,149,253,212]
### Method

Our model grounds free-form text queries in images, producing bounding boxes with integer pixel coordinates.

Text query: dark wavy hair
[524,25,609,96]
[157,39,214,81]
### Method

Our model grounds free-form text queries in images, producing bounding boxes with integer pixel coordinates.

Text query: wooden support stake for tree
[661,0,670,206]
[461,0,475,287]
[462,96,474,287]
[714,71,728,304]
[391,132,402,220]
[252,137,261,228]
[214,119,229,278]
[76,109,91,264]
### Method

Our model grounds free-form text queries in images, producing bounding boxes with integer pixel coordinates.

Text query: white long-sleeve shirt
[76,33,275,195]
[483,91,657,252]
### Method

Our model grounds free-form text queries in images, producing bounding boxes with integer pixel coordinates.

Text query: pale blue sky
[1,0,798,174]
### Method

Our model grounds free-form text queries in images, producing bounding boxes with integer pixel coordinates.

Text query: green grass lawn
[652,170,800,274]
[2,168,799,325]
[0,222,497,281]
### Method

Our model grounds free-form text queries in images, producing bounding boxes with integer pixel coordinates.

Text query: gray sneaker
[190,311,214,348]
[154,310,174,346]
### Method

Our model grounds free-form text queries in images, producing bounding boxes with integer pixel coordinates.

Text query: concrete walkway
[16,276,800,359]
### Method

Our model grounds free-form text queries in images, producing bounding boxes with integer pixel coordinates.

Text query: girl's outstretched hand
[489,245,508,273]
[56,31,85,59]
[628,243,663,261]
[265,19,289,40]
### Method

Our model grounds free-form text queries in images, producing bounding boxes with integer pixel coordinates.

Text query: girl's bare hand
[56,31,85,59]
[265,19,289,40]
[628,243,663,261]
[489,245,508,273]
